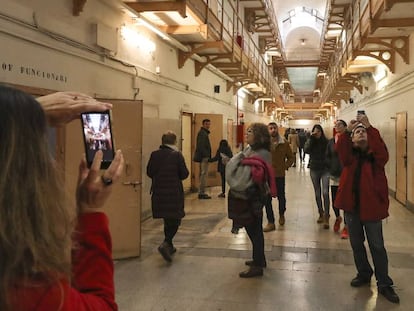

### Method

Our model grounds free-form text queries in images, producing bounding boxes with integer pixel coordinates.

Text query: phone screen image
[357,110,365,115]
[81,111,115,169]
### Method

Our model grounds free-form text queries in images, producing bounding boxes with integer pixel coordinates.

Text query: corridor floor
[115,163,414,311]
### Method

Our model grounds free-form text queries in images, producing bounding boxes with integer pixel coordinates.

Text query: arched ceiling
[284,25,321,95]
[271,0,329,119]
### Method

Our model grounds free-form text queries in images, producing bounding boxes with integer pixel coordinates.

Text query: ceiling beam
[124,1,187,18]
[282,60,321,67]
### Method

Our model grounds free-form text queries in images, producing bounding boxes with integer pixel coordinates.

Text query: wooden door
[181,112,192,192]
[192,113,223,191]
[227,118,235,152]
[65,99,143,259]
[396,112,407,205]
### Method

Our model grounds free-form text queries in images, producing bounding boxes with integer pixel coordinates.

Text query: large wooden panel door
[192,113,223,191]
[227,118,235,152]
[396,112,407,205]
[181,112,192,192]
[65,99,143,259]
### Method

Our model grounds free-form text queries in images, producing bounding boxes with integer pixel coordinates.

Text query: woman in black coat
[147,131,189,262]
[210,139,233,198]
[304,124,330,227]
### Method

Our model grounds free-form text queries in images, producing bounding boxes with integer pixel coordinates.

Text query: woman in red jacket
[0,85,123,310]
[335,113,399,304]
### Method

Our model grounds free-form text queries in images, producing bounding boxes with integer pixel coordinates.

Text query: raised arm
[37,92,112,127]
[70,150,124,310]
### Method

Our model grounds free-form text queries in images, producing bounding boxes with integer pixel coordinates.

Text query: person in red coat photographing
[334,112,399,304]
[0,85,123,311]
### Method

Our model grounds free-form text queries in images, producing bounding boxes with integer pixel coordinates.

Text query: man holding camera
[335,112,399,304]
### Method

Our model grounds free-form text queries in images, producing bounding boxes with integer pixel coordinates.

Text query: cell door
[227,118,235,151]
[396,112,407,205]
[181,112,192,192]
[65,99,143,259]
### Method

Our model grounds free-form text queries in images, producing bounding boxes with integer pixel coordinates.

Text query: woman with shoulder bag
[226,123,276,278]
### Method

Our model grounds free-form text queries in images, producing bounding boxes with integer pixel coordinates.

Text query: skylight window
[283,7,323,25]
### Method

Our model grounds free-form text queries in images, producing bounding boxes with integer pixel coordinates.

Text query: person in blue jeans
[335,113,399,304]
[226,123,276,278]
[263,122,294,232]
[304,124,330,227]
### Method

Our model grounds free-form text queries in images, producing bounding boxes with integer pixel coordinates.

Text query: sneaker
[263,223,276,232]
[279,215,285,226]
[378,286,400,304]
[334,216,342,233]
[198,193,211,199]
[218,193,225,198]
[340,226,349,239]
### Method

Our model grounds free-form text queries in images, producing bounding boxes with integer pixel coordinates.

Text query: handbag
[227,190,254,226]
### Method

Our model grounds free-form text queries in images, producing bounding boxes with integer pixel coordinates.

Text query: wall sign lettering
[1,62,68,83]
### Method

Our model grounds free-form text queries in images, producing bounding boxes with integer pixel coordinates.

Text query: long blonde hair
[0,85,72,310]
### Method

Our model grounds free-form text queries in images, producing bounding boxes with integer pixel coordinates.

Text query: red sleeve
[335,132,353,166]
[366,127,389,166]
[69,212,117,311]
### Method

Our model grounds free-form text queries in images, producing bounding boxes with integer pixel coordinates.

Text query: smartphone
[357,110,365,115]
[81,111,115,169]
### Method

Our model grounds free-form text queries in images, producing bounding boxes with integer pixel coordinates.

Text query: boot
[316,213,324,224]
[245,260,267,268]
[263,223,276,232]
[333,216,342,233]
[279,214,285,226]
[158,242,172,262]
[323,214,330,229]
[239,266,263,278]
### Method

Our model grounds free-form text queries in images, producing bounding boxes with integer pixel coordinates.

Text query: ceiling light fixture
[135,15,171,41]
[300,39,306,46]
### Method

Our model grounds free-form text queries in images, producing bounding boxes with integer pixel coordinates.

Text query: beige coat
[288,133,299,153]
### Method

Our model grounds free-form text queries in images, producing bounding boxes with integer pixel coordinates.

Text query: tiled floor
[115,162,414,310]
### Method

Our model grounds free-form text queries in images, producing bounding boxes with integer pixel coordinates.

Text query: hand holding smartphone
[81,111,115,169]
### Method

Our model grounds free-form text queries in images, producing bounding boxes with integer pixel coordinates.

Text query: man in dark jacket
[298,129,307,163]
[147,131,189,262]
[335,113,399,304]
[193,119,212,199]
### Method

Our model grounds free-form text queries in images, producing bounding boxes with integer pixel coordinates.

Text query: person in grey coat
[147,131,189,262]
